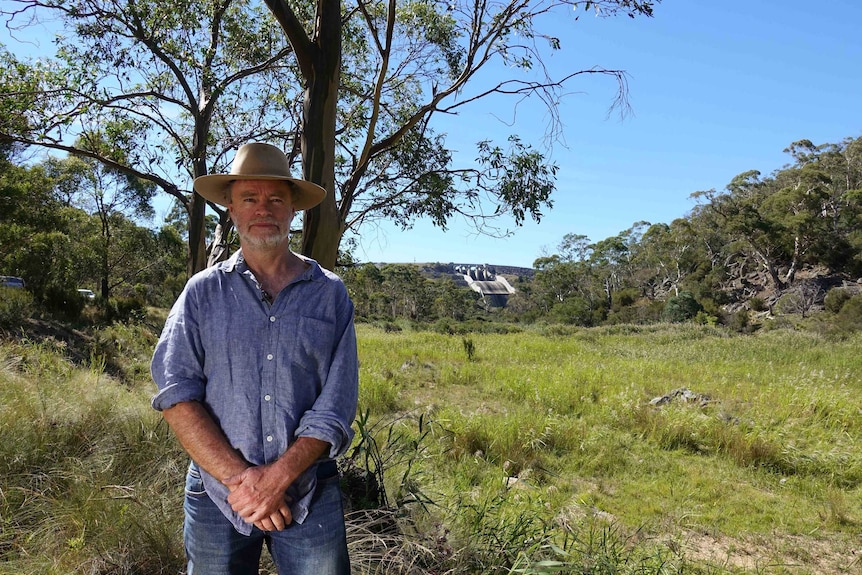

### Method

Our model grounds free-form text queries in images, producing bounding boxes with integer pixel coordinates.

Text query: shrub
[0,287,35,328]
[432,318,456,335]
[661,291,703,323]
[106,295,147,323]
[549,297,595,326]
[693,310,718,326]
[605,300,664,325]
[835,293,862,332]
[824,287,855,314]
[725,309,752,333]
[610,287,639,311]
[42,284,85,321]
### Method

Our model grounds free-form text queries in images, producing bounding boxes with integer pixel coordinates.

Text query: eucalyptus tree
[431,276,480,320]
[379,263,432,319]
[761,161,832,285]
[45,149,157,299]
[340,262,386,318]
[0,0,301,274]
[531,233,599,319]
[3,0,658,274]
[262,0,659,269]
[782,137,862,275]
[0,154,74,302]
[690,170,793,293]
[689,138,862,295]
[632,218,705,299]
[588,222,647,309]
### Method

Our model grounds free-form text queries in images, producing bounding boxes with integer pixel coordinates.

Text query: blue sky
[347,0,862,268]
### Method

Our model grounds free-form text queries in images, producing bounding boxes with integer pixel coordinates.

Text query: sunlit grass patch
[0,339,185,574]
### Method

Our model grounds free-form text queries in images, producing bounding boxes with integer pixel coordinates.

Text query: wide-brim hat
[193,143,326,210]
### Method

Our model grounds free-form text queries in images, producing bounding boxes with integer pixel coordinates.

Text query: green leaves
[476,135,557,226]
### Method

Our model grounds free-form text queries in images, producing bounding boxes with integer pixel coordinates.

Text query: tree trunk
[187,192,209,275]
[755,249,785,293]
[207,211,234,267]
[189,88,214,274]
[101,213,111,300]
[784,235,800,286]
[298,0,342,271]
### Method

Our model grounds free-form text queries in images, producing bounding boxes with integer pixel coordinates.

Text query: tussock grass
[0,336,185,575]
[3,321,861,574]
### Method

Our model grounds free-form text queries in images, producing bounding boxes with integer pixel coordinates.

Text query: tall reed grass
[0,336,185,574]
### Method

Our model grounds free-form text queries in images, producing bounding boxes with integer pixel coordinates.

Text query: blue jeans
[183,464,350,575]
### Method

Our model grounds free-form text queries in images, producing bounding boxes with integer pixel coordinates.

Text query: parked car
[77,289,96,300]
[0,276,25,289]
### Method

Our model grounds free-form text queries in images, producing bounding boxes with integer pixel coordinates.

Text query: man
[151,142,358,575]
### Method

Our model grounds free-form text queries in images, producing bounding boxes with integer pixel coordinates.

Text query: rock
[649,387,711,407]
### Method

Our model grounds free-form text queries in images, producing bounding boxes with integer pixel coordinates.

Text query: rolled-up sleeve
[295,288,359,458]
[150,257,360,444]
[151,286,207,411]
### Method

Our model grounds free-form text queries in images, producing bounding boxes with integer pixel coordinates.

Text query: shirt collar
[222,249,322,282]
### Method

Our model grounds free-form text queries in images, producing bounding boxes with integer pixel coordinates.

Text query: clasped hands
[224,464,293,532]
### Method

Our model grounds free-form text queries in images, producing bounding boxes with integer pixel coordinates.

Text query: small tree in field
[661,291,703,323]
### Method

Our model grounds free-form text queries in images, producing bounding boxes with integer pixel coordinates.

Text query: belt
[316,460,338,479]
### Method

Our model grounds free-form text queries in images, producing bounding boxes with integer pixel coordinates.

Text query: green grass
[0,324,186,575]
[356,323,862,574]
[1,320,860,574]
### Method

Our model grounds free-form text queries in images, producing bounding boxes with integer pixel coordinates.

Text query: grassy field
[0,318,860,574]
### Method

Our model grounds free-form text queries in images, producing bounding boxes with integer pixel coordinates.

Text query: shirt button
[266,435,273,442]
[266,354,273,361]
[270,316,276,322]
[264,394,271,401]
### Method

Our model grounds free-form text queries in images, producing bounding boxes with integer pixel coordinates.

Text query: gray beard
[237,228,291,249]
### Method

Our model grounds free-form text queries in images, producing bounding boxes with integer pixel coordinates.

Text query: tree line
[3,135,862,331]
[0,143,187,320]
[520,136,862,327]
[347,136,862,330]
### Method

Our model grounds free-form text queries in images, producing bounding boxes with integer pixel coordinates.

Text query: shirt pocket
[292,316,336,377]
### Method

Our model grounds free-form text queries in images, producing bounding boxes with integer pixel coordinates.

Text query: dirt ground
[679,530,860,574]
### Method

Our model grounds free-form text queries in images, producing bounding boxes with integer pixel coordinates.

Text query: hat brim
[193,174,326,211]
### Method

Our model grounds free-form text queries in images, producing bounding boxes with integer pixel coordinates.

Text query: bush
[834,293,862,332]
[549,297,597,326]
[661,291,703,323]
[725,309,752,333]
[605,300,664,325]
[0,287,35,328]
[693,310,718,326]
[42,285,85,321]
[610,288,639,311]
[106,295,147,323]
[824,287,856,314]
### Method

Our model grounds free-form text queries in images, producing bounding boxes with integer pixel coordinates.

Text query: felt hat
[193,143,325,210]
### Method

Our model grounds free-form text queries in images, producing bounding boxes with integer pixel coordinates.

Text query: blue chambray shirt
[150,250,358,535]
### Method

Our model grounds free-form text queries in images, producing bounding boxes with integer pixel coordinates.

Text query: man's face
[228,180,296,249]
